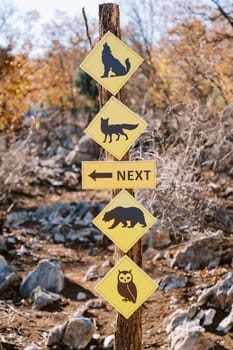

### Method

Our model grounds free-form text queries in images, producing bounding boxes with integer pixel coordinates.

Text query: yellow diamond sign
[85,97,147,160]
[80,31,144,95]
[93,190,156,252]
[95,255,158,319]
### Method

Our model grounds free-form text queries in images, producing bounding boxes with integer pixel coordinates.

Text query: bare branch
[82,7,93,49]
[210,0,233,28]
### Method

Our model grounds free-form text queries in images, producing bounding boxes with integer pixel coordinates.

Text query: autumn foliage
[0,1,232,131]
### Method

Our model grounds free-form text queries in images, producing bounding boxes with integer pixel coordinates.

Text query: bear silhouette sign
[79,31,143,95]
[93,190,156,252]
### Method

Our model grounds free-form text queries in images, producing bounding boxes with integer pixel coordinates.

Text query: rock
[63,316,95,349]
[170,326,215,350]
[30,286,61,310]
[0,255,20,294]
[203,204,233,233]
[86,299,105,309]
[188,272,233,333]
[19,245,29,255]
[196,271,233,311]
[102,260,111,268]
[153,252,167,261]
[0,239,7,253]
[159,274,188,291]
[166,309,215,350]
[170,296,179,306]
[77,292,87,301]
[103,334,114,348]
[47,324,65,346]
[143,247,157,259]
[74,305,89,317]
[172,233,233,270]
[53,231,65,243]
[65,135,100,164]
[85,273,104,281]
[24,343,42,350]
[217,307,233,333]
[20,258,64,298]
[63,171,79,188]
[84,264,102,282]
[47,313,95,349]
[5,202,104,246]
[202,309,216,326]
[165,309,189,334]
[143,226,171,249]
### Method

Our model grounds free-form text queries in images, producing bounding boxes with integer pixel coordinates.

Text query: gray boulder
[0,255,20,294]
[30,285,61,310]
[172,233,233,270]
[47,316,95,349]
[166,309,215,350]
[103,334,114,348]
[159,274,188,290]
[189,271,233,333]
[217,307,233,333]
[20,259,64,298]
[65,135,99,164]
[47,324,65,346]
[194,271,233,311]
[63,317,95,348]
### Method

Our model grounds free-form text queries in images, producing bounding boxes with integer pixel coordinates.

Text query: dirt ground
[0,189,233,350]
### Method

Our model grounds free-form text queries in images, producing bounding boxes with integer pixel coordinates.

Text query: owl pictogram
[117,269,137,303]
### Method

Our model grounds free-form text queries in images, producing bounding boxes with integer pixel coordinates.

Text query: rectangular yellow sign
[82,161,156,189]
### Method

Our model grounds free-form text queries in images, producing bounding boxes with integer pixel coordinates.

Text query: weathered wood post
[99,4,142,350]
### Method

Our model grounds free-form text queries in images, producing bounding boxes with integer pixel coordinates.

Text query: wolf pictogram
[101,117,138,143]
[101,42,131,78]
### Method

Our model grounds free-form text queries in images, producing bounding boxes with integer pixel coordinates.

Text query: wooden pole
[99,4,142,350]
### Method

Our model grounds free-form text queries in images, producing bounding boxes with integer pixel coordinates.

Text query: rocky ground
[0,108,232,349]
[0,184,232,350]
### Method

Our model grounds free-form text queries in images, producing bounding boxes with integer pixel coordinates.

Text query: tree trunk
[99,4,142,350]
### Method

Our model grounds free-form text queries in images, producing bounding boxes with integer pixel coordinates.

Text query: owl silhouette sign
[117,269,137,303]
[85,97,147,160]
[93,190,156,252]
[95,255,158,319]
[79,31,143,95]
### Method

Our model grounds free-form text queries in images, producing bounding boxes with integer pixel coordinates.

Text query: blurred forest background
[0,0,232,224]
[0,0,232,130]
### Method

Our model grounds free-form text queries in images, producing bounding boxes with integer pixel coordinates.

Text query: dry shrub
[133,103,233,242]
[0,130,34,212]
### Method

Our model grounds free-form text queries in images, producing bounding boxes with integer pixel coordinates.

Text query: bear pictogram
[102,206,147,229]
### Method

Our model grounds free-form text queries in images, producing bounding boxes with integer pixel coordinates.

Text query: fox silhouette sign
[79,31,143,95]
[101,117,138,143]
[85,97,147,160]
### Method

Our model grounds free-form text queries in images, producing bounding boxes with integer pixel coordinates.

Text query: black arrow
[89,170,113,181]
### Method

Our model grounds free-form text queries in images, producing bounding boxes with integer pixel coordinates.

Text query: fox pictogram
[100,117,139,143]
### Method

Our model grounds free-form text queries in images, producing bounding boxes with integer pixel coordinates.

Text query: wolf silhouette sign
[101,117,138,143]
[101,42,131,78]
